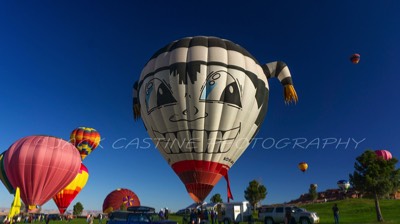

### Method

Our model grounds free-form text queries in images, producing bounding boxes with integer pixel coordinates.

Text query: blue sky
[1,1,400,212]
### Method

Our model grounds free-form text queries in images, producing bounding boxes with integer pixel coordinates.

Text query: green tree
[349,150,400,222]
[73,202,84,215]
[308,184,318,202]
[244,180,267,210]
[210,193,223,203]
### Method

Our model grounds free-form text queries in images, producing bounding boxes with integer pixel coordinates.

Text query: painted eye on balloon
[145,78,177,113]
[200,71,242,108]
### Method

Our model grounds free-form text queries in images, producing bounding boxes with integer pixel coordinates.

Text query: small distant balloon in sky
[350,53,360,64]
[337,180,350,192]
[298,162,308,173]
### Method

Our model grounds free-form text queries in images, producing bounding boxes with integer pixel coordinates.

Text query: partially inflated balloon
[3,136,81,210]
[53,163,89,214]
[375,149,392,161]
[133,36,298,202]
[103,188,140,213]
[70,127,101,160]
[298,162,308,173]
[0,151,14,194]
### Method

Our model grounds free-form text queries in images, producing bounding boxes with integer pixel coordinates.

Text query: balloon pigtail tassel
[133,81,141,120]
[284,84,298,104]
[133,103,141,120]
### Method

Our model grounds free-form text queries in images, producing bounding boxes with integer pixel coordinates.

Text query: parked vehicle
[216,201,252,224]
[47,214,62,221]
[258,205,319,224]
[107,206,177,224]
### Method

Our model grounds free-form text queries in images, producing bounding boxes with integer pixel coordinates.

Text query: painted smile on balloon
[152,123,241,154]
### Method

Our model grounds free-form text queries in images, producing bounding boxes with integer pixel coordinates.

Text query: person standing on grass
[98,213,103,224]
[332,203,339,224]
[164,208,169,220]
[89,214,94,224]
[45,215,50,224]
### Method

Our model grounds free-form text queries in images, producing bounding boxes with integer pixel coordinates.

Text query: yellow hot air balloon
[53,163,89,214]
[298,162,308,173]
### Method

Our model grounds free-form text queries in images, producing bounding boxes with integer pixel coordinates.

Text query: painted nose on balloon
[182,106,199,116]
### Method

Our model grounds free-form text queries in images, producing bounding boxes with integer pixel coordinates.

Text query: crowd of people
[157,208,169,220]
[1,213,106,224]
[2,213,62,224]
[181,208,219,224]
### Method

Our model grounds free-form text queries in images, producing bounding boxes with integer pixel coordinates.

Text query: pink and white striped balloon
[375,149,392,161]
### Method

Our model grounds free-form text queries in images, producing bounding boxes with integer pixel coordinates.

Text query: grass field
[300,198,400,224]
[43,198,400,224]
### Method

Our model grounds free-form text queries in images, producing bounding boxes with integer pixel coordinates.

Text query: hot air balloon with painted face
[3,136,81,211]
[375,150,392,161]
[70,127,101,160]
[53,163,89,214]
[337,180,350,193]
[298,162,308,173]
[350,53,360,64]
[103,188,140,213]
[133,36,298,203]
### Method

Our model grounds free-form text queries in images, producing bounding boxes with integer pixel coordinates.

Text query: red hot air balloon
[350,53,360,64]
[103,188,140,213]
[53,163,89,214]
[3,136,81,211]
[70,127,101,160]
[375,149,392,161]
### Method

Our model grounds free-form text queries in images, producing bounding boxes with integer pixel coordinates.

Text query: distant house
[288,188,361,204]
